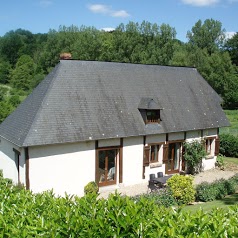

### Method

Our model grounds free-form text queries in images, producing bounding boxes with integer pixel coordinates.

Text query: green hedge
[132,188,177,207]
[196,175,238,202]
[220,133,238,158]
[1,172,238,237]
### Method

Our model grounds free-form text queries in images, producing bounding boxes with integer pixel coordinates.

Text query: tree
[0,59,11,84]
[10,55,36,91]
[0,30,24,65]
[187,19,225,55]
[0,101,13,123]
[225,32,238,66]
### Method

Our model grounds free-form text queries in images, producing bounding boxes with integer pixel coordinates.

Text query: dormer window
[138,97,162,125]
[146,110,160,124]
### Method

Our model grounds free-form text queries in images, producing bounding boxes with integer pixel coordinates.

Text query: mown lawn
[183,193,238,213]
[221,110,238,136]
[224,157,238,166]
[183,157,238,213]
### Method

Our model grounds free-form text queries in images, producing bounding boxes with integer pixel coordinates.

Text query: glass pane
[168,144,174,171]
[98,151,106,183]
[150,145,159,162]
[174,143,180,170]
[107,150,116,181]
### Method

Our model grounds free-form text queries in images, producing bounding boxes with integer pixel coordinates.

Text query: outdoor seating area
[148,172,173,192]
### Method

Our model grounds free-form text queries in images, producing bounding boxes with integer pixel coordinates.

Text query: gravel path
[99,168,238,199]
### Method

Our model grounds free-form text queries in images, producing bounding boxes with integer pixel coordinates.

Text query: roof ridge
[60,59,197,69]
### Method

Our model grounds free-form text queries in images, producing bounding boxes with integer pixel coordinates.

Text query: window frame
[205,137,215,156]
[145,110,160,124]
[95,145,122,187]
[149,144,162,163]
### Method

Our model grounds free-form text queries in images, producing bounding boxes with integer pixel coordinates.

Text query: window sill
[150,162,162,168]
[205,155,214,160]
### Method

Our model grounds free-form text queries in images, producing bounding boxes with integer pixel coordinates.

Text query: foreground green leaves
[0,175,238,237]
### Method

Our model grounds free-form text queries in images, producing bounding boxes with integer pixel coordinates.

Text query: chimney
[60,53,72,60]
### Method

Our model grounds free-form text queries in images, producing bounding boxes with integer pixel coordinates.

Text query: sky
[1,0,237,42]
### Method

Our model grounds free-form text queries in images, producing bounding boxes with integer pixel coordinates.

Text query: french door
[165,142,181,174]
[96,148,118,186]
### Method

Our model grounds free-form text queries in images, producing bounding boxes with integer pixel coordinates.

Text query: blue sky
[1,0,237,42]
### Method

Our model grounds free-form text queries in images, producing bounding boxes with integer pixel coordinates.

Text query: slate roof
[138,98,162,110]
[0,60,230,147]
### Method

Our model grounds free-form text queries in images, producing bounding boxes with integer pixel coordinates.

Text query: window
[205,138,214,155]
[163,142,182,174]
[150,145,160,163]
[143,144,162,165]
[13,148,20,183]
[146,110,160,124]
[96,148,119,187]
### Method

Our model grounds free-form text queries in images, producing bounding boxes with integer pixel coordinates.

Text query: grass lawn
[183,193,238,213]
[183,157,238,213]
[224,157,238,166]
[220,110,238,136]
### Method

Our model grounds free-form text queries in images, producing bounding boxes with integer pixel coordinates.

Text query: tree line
[0,19,238,123]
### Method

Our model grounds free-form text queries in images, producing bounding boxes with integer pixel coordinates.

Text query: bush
[132,188,177,207]
[215,154,225,170]
[196,177,238,202]
[0,169,13,187]
[1,178,238,237]
[226,174,238,194]
[183,141,206,174]
[220,133,238,158]
[167,174,195,205]
[84,181,99,195]
[196,182,217,202]
[213,179,228,199]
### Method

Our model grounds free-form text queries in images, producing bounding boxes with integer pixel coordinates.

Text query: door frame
[95,144,122,187]
[164,140,184,174]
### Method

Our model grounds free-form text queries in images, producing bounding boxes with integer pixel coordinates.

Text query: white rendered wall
[202,157,216,171]
[169,132,184,141]
[146,134,166,144]
[186,130,202,142]
[29,141,95,197]
[0,137,25,184]
[203,128,217,137]
[98,138,120,147]
[123,136,144,185]
[145,164,165,180]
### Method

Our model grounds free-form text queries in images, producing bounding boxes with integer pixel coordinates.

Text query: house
[0,60,230,196]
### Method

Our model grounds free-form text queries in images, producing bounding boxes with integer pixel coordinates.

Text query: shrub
[183,140,206,174]
[196,177,238,202]
[167,174,195,205]
[1,179,238,237]
[132,188,177,207]
[213,179,228,199]
[226,174,238,194]
[215,154,225,170]
[220,133,238,158]
[0,169,13,187]
[225,179,236,195]
[196,182,217,202]
[84,181,99,195]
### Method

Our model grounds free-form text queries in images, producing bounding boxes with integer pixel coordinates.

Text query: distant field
[220,110,238,136]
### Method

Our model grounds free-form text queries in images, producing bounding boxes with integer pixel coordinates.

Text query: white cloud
[181,0,219,6]
[225,31,236,39]
[101,27,115,32]
[88,4,110,14]
[88,4,130,18]
[111,10,130,18]
[39,0,53,7]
